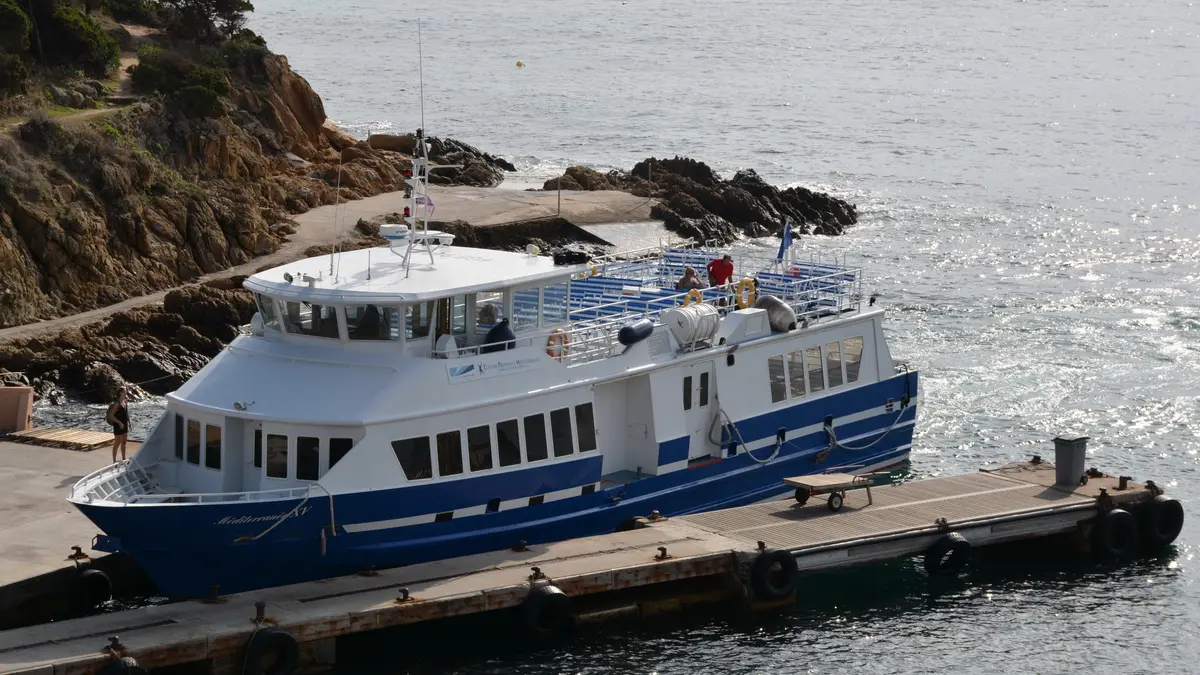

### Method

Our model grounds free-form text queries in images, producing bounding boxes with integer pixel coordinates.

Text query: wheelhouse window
[446,295,468,337]
[826,341,844,388]
[297,436,319,480]
[497,419,521,467]
[266,434,288,478]
[806,346,824,394]
[346,305,400,340]
[843,336,864,383]
[768,355,787,403]
[524,414,548,462]
[788,351,806,398]
[186,419,201,465]
[407,302,434,340]
[467,425,493,471]
[475,291,504,332]
[550,408,573,457]
[541,282,568,326]
[437,430,464,476]
[512,287,540,330]
[282,302,340,338]
[174,414,184,460]
[329,438,353,469]
[253,430,263,468]
[392,436,432,480]
[575,403,597,452]
[204,424,222,470]
[255,294,280,331]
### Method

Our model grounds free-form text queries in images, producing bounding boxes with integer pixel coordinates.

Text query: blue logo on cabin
[449,364,476,378]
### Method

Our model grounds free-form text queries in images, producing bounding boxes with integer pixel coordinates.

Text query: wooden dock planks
[5,428,113,451]
[0,463,1161,675]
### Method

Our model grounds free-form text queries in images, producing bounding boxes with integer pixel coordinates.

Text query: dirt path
[0,185,655,343]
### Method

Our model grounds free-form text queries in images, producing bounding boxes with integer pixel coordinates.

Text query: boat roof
[244,244,585,304]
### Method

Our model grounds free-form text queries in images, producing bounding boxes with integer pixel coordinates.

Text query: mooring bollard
[1054,435,1088,486]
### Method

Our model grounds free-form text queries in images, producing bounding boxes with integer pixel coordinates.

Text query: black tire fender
[923,532,970,575]
[1091,508,1139,561]
[750,549,799,601]
[521,583,575,640]
[243,628,300,675]
[97,657,148,675]
[1141,495,1185,550]
[72,568,112,611]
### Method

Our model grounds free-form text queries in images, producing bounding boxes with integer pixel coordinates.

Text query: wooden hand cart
[783,466,876,512]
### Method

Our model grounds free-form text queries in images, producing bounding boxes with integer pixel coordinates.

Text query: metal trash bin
[1054,435,1089,486]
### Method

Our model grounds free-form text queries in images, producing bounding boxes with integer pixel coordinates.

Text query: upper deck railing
[451,243,864,366]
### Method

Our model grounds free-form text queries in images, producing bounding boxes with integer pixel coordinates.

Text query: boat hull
[75,374,918,598]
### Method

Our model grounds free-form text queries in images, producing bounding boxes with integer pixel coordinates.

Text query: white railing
[71,460,312,505]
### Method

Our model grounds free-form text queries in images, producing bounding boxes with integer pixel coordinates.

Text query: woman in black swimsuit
[107,388,129,463]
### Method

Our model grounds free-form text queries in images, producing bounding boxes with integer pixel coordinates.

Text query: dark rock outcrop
[543,156,857,245]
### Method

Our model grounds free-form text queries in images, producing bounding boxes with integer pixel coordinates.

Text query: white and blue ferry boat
[69,131,919,598]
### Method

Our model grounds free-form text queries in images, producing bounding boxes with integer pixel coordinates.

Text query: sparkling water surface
[43,0,1200,671]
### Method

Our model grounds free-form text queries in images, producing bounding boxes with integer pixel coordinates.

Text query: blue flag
[776,218,793,263]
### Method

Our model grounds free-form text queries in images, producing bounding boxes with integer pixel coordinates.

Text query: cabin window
[392,436,433,480]
[449,295,468,336]
[174,414,184,460]
[575,403,597,452]
[435,511,453,523]
[550,408,573,457]
[682,376,693,410]
[768,355,787,403]
[699,372,710,407]
[468,425,493,471]
[843,336,864,383]
[582,484,596,495]
[297,437,319,480]
[253,430,263,468]
[407,302,434,340]
[255,294,280,331]
[497,419,521,467]
[788,351,806,398]
[329,438,353,469]
[204,424,222,470]
[541,282,569,326]
[826,341,843,388]
[437,430,464,476]
[346,305,400,340]
[266,434,288,478]
[512,287,540,330]
[475,291,504,332]
[806,346,825,394]
[282,302,340,339]
[529,495,545,507]
[186,419,201,465]
[525,414,548,462]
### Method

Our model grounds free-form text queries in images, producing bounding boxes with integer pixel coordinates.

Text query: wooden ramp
[5,428,112,451]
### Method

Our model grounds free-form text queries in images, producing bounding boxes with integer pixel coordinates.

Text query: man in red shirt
[707,254,734,287]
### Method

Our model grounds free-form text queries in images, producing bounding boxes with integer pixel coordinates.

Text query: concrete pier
[0,449,1180,675]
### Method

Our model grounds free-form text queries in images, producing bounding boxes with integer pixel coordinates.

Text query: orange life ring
[546,329,570,360]
[735,277,757,309]
[681,289,704,306]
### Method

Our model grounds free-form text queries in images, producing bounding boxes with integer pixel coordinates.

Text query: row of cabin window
[767,336,865,404]
[252,432,354,480]
[254,285,571,342]
[173,415,223,470]
[392,403,597,481]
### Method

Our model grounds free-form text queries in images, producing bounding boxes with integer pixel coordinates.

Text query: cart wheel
[828,492,844,512]
[794,487,810,506]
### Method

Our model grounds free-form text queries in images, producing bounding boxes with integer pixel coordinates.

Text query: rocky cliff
[544,157,857,244]
[0,38,510,329]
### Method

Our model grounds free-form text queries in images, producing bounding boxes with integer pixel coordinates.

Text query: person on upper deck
[707,254,734,287]
[675,267,705,291]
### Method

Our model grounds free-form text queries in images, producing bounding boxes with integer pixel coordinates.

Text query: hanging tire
[243,628,300,675]
[97,657,148,675]
[1091,508,1139,562]
[72,568,112,611]
[750,549,799,601]
[1141,495,1185,550]
[794,487,810,506]
[521,584,575,641]
[923,533,970,575]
